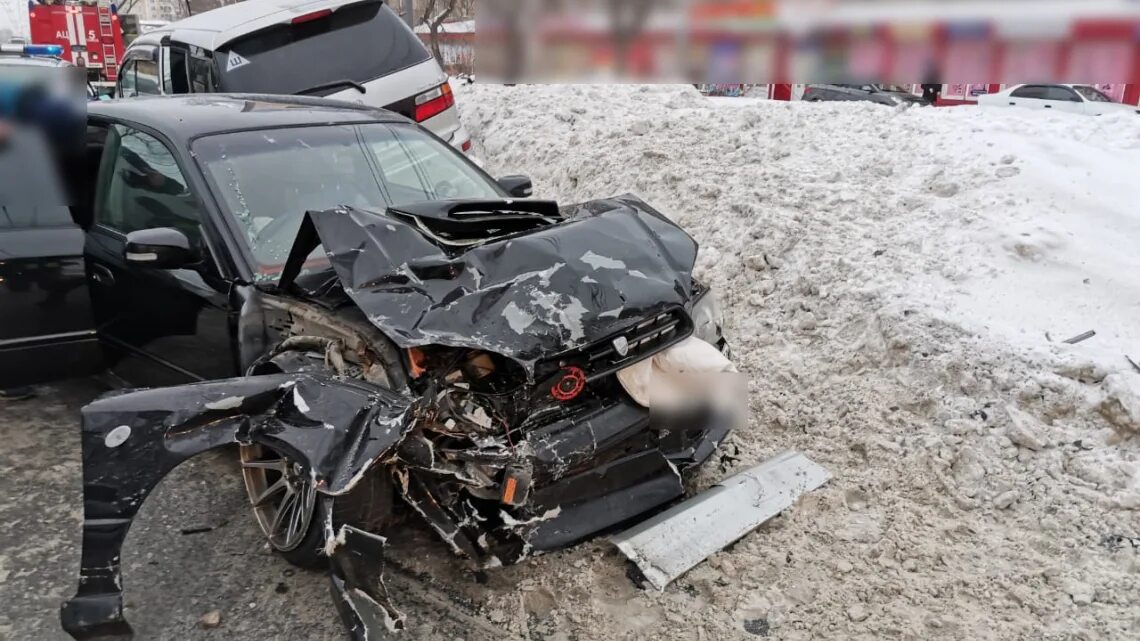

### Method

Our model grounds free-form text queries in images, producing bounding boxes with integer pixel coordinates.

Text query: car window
[97,125,201,242]
[118,60,137,97]
[1042,86,1080,102]
[1010,85,1047,100]
[188,55,213,93]
[162,47,190,94]
[136,58,160,95]
[368,128,501,205]
[216,2,431,95]
[192,123,503,276]
[1074,86,1112,103]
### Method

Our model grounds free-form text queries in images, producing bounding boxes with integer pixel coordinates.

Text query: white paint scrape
[292,387,311,414]
[580,250,627,270]
[205,396,243,411]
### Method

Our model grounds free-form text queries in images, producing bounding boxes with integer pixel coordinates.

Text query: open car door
[0,128,100,387]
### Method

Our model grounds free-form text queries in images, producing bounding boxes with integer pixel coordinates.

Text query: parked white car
[118,0,472,152]
[977,84,1139,116]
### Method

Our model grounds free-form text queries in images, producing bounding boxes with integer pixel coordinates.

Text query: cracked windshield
[192,123,501,278]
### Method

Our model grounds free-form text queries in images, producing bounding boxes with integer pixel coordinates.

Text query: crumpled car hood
[280,194,698,373]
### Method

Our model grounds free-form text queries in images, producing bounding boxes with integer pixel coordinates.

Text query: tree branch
[426,0,458,62]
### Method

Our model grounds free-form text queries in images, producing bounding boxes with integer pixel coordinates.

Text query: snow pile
[450,85,1140,640]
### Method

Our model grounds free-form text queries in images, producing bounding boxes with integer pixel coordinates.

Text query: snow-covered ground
[451,84,1140,640]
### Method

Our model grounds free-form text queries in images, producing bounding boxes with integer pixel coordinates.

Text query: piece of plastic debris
[610,450,831,591]
[1126,355,1140,375]
[1062,330,1096,345]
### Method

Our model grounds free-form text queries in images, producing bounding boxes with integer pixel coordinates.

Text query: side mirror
[497,175,533,198]
[124,228,197,269]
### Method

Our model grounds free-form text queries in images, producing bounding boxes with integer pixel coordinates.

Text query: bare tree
[185,0,240,17]
[418,0,459,61]
[453,0,475,19]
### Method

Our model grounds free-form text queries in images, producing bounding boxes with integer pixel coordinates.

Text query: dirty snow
[449,84,1140,640]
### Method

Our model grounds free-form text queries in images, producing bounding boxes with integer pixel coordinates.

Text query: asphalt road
[0,379,572,641]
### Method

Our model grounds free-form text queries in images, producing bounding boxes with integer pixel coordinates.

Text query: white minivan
[116,0,472,151]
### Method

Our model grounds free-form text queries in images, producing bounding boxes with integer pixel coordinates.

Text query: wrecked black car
[0,95,740,639]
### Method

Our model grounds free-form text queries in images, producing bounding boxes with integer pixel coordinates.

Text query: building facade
[137,0,183,23]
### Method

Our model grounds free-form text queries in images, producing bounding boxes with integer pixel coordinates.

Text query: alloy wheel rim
[240,443,318,551]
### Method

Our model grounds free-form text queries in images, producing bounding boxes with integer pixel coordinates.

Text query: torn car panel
[60,373,414,641]
[278,194,700,375]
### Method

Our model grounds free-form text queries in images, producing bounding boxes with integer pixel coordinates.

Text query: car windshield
[216,1,431,95]
[1073,86,1113,103]
[192,122,503,278]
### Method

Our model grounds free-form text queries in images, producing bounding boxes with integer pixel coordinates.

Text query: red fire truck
[27,1,125,82]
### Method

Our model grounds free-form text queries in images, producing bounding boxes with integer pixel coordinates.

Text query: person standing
[921,63,942,106]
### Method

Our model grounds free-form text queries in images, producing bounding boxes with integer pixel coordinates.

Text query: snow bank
[454,84,1140,641]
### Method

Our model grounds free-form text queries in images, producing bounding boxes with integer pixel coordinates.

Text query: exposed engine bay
[60,195,747,641]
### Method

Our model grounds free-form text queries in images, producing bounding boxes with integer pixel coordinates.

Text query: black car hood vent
[387,199,563,249]
[278,194,699,378]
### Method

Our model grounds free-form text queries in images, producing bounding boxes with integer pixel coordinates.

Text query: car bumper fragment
[611,450,832,591]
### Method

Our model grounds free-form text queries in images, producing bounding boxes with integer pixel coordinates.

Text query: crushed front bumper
[521,397,734,550]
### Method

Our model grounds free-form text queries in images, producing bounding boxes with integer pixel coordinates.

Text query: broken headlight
[691,287,726,350]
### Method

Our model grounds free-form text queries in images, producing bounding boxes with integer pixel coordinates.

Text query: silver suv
[117,0,472,152]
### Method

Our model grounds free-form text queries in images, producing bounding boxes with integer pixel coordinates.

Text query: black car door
[85,120,238,387]
[0,129,100,387]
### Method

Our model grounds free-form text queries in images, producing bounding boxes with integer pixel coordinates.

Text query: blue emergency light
[0,43,64,57]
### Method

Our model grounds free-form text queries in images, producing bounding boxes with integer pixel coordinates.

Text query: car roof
[87,93,410,144]
[1008,83,1086,90]
[0,55,71,68]
[133,0,374,51]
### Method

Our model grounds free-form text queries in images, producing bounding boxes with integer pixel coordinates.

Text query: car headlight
[691,289,726,349]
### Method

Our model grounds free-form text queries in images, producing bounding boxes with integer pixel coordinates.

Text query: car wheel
[241,443,325,568]
[241,442,395,569]
[240,337,406,569]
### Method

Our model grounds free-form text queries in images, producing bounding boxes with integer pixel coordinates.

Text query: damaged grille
[577,308,692,381]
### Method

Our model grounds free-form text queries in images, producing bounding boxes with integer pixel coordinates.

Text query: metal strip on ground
[610,450,832,591]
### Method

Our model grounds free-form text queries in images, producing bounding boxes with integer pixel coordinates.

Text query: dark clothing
[921,83,942,105]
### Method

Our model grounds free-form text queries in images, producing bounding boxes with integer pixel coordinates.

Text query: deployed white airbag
[616,336,742,411]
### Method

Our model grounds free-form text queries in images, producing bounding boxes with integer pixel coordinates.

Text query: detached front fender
[60,373,414,640]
